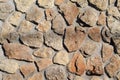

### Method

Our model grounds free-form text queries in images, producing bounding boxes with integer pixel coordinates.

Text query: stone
[7,32,19,43]
[60,2,79,25]
[20,32,43,48]
[45,65,67,80]
[86,55,103,75]
[117,0,120,10]
[26,5,44,23]
[71,0,88,7]
[53,50,69,65]
[0,45,5,59]
[64,26,86,52]
[89,0,108,10]
[0,0,8,3]
[0,59,18,73]
[36,20,51,33]
[18,20,35,34]
[74,76,84,80]
[20,63,36,77]
[91,76,102,80]
[14,0,35,12]
[109,0,116,5]
[0,2,14,20]
[97,12,106,26]
[79,7,99,26]
[68,51,86,76]
[33,46,53,58]
[88,27,101,42]
[105,55,120,77]
[55,0,66,5]
[101,43,113,62]
[28,72,43,80]
[44,30,63,50]
[36,58,53,71]
[38,0,54,8]
[3,43,34,61]
[116,72,120,80]
[8,11,23,26]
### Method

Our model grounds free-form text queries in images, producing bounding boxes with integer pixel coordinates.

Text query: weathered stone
[60,2,79,25]
[0,59,18,73]
[20,32,43,48]
[109,0,116,5]
[26,5,44,23]
[53,50,69,65]
[86,55,103,75]
[36,58,53,71]
[3,43,34,61]
[33,46,53,58]
[74,76,84,80]
[116,72,120,80]
[91,76,102,80]
[14,0,35,12]
[8,11,23,26]
[89,0,108,10]
[117,0,120,10]
[97,12,106,26]
[0,0,8,3]
[105,55,120,77]
[79,7,99,26]
[88,27,101,42]
[20,63,36,77]
[45,65,67,80]
[36,20,51,33]
[0,45,5,59]
[28,72,43,80]
[68,51,86,76]
[7,32,19,43]
[55,0,67,5]
[64,26,86,52]
[52,14,66,35]
[18,20,35,34]
[71,0,88,7]
[38,0,54,8]
[44,30,63,50]
[0,2,14,20]
[102,43,113,62]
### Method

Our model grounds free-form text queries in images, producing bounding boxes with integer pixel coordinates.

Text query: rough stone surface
[45,65,67,80]
[91,76,102,80]
[97,12,106,26]
[38,0,54,8]
[71,0,88,7]
[68,51,86,76]
[53,50,69,65]
[64,26,86,52]
[116,72,120,80]
[3,43,34,61]
[55,0,67,5]
[28,72,43,80]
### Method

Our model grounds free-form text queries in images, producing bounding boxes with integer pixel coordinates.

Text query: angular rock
[64,26,86,52]
[26,5,44,23]
[8,11,23,26]
[36,20,51,33]
[20,63,36,77]
[36,58,53,71]
[20,32,43,48]
[53,50,69,65]
[14,0,35,12]
[97,12,106,26]
[105,55,120,77]
[44,30,63,50]
[79,7,99,26]
[60,2,79,25]
[45,65,67,80]
[0,59,19,73]
[38,0,54,8]
[88,27,101,42]
[101,43,113,62]
[3,43,34,61]
[28,72,43,80]
[71,0,88,7]
[86,55,103,75]
[89,0,108,10]
[68,51,86,76]
[52,14,66,35]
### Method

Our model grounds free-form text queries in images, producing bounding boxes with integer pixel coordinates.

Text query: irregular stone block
[28,72,43,80]
[38,0,54,8]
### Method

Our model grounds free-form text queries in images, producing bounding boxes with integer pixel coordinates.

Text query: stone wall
[0,0,120,80]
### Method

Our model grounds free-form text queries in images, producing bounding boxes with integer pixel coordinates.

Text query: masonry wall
[0,0,120,80]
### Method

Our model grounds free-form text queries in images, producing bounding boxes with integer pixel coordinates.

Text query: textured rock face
[38,0,54,8]
[28,72,43,80]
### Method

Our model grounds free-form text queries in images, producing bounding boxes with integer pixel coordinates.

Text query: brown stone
[36,58,53,71]
[28,72,43,80]
[68,51,86,76]
[71,0,88,7]
[60,2,79,25]
[55,0,66,5]
[38,0,54,8]
[64,26,86,52]
[91,76,102,80]
[88,27,101,42]
[97,12,106,26]
[20,63,36,77]
[3,43,34,61]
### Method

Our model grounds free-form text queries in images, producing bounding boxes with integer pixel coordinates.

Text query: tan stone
[68,51,86,76]
[55,0,66,5]
[3,43,34,61]
[109,0,116,5]
[74,76,84,80]
[116,72,120,80]
[88,27,101,42]
[20,63,36,77]
[64,26,86,52]
[91,76,102,80]
[60,2,79,25]
[28,72,43,80]
[36,58,53,71]
[97,12,106,26]
[53,50,69,65]
[38,0,54,8]
[117,0,120,10]
[71,0,88,7]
